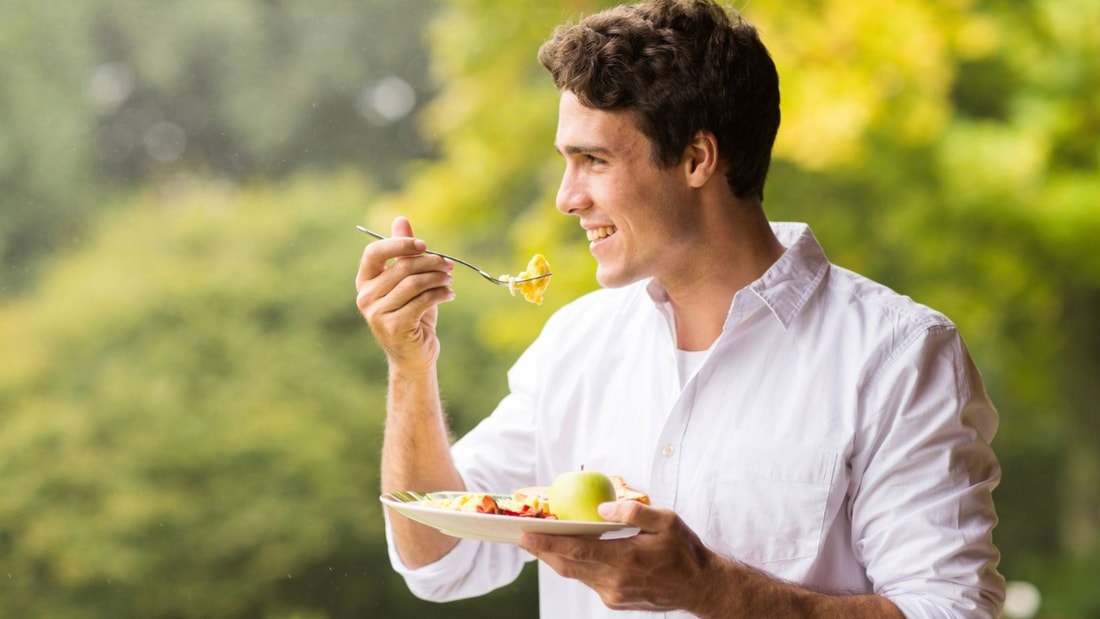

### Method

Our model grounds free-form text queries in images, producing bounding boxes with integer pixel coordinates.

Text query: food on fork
[502,254,552,304]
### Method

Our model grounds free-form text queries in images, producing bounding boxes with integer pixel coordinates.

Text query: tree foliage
[0,0,437,295]
[0,173,535,617]
[1,176,376,616]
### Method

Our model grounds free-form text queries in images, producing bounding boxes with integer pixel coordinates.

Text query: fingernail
[597,502,616,518]
[413,239,426,252]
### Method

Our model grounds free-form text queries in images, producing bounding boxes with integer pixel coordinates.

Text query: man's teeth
[586,226,617,242]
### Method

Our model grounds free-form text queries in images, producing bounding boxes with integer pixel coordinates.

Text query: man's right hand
[355,216,456,368]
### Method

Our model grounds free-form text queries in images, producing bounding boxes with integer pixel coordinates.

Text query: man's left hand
[519,500,716,613]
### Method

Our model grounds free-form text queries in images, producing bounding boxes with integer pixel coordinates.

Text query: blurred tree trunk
[1061,289,1100,555]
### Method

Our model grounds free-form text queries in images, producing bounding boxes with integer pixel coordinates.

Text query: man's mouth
[586,226,617,242]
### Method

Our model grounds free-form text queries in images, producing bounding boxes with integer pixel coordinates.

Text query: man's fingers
[519,532,555,556]
[359,265,453,316]
[354,216,425,288]
[368,287,451,340]
[355,235,430,289]
[521,532,574,558]
[520,533,607,564]
[598,500,667,532]
[355,244,384,287]
[391,215,414,238]
[520,502,665,562]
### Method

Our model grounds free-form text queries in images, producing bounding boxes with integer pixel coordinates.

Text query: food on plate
[421,492,554,519]
[513,485,550,505]
[609,475,650,505]
[417,475,649,522]
[501,254,551,304]
[549,469,617,522]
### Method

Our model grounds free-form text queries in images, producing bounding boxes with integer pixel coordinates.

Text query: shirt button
[661,444,675,458]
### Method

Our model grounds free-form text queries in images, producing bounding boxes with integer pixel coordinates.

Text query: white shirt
[386,223,1005,618]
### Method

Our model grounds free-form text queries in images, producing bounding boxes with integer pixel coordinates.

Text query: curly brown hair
[538,0,780,201]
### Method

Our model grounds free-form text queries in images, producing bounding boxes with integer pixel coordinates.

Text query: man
[355,0,1005,616]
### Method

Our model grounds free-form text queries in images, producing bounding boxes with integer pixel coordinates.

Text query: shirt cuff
[383,509,481,602]
[889,590,1002,619]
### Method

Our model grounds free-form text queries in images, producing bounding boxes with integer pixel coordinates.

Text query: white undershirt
[676,346,712,388]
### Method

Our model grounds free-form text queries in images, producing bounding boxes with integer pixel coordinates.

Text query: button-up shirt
[386,223,1005,618]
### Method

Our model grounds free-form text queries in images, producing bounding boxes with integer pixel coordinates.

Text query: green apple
[549,469,617,522]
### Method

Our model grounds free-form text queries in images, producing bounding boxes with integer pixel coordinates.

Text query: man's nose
[556,169,589,215]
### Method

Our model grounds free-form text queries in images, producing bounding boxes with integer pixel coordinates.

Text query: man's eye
[585,154,606,165]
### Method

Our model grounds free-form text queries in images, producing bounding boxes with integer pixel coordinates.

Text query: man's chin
[594,267,638,289]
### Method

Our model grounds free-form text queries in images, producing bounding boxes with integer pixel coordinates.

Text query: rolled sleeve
[383,510,528,602]
[853,324,1005,617]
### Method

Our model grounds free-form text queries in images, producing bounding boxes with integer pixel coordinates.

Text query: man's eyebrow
[555,144,614,157]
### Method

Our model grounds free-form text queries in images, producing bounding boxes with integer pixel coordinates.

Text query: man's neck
[662,204,785,351]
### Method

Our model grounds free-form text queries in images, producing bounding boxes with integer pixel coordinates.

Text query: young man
[355,1,1005,616]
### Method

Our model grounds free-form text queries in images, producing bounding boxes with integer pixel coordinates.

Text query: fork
[356,225,551,286]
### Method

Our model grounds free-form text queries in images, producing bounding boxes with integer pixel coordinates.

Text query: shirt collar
[644,222,830,331]
[748,222,830,330]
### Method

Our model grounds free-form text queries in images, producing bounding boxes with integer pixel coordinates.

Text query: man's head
[538,0,780,201]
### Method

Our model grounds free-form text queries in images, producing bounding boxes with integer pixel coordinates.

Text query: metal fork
[356,225,551,286]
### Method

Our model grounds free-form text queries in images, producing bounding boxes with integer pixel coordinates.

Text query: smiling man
[355,1,1005,617]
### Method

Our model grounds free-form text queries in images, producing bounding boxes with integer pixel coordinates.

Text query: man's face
[554,91,698,289]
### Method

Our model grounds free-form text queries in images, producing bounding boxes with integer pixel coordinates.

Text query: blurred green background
[1,0,1097,617]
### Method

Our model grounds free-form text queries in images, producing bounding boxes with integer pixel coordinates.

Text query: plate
[380,491,638,544]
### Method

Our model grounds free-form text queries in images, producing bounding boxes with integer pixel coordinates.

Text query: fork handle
[356,225,450,259]
[356,225,507,284]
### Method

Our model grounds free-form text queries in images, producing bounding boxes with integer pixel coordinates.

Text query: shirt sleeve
[383,509,530,601]
[851,323,1005,618]
[383,318,550,601]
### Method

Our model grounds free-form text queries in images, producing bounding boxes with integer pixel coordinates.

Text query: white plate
[380,491,638,544]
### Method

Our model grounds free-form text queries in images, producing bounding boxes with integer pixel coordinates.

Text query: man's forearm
[381,363,466,569]
[694,554,905,619]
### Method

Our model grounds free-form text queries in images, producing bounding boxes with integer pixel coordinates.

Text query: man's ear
[683,130,720,188]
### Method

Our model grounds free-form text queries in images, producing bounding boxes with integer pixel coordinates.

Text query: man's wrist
[690,553,903,619]
[387,355,438,381]
[688,548,743,617]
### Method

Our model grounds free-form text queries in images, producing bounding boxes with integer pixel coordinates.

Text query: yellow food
[512,486,553,516]
[422,493,493,512]
[502,254,551,305]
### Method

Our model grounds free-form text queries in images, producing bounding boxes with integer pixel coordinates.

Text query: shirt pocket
[703,438,838,566]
